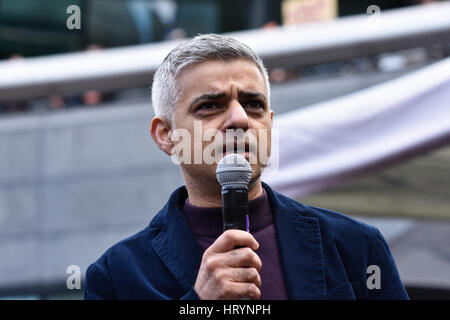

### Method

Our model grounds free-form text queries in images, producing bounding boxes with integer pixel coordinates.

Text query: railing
[0,2,449,102]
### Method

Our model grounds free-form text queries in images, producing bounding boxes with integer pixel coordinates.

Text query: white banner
[263,57,450,198]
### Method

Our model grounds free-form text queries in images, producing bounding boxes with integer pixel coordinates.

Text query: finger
[210,230,259,253]
[222,247,262,272]
[228,267,261,288]
[224,282,261,300]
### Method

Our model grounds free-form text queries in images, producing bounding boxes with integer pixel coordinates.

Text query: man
[84,34,408,300]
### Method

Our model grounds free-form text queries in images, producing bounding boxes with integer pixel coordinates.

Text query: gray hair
[151,33,270,124]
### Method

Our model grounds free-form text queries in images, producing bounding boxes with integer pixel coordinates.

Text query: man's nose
[222,101,249,131]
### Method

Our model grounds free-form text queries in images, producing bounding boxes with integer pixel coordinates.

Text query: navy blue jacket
[84,182,408,300]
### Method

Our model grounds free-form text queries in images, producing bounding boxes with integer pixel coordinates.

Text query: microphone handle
[222,186,252,300]
[221,186,249,232]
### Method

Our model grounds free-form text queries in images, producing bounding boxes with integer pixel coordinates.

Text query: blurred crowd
[0,0,448,116]
[1,43,449,116]
[0,44,119,114]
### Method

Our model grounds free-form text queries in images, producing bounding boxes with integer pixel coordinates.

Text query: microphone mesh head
[216,154,253,187]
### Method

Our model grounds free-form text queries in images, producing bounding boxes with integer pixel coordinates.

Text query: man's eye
[244,101,265,109]
[197,102,219,111]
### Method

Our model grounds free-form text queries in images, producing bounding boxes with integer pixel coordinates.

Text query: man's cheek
[256,129,272,167]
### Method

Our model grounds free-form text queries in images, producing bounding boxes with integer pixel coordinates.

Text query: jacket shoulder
[92,208,167,265]
[84,220,174,299]
[272,189,378,241]
[272,190,408,299]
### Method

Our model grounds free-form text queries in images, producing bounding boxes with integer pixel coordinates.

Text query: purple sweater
[182,188,288,300]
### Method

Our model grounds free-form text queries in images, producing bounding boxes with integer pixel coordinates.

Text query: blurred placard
[282,0,337,25]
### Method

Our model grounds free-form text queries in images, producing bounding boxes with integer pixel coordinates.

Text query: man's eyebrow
[189,92,227,110]
[238,91,267,102]
[188,90,268,111]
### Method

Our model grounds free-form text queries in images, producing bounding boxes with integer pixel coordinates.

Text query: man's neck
[186,177,263,208]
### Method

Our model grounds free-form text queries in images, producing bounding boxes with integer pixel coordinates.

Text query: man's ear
[150,116,173,156]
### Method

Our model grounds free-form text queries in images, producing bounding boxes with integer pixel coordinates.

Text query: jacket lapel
[151,184,327,299]
[150,186,203,292]
[264,182,326,299]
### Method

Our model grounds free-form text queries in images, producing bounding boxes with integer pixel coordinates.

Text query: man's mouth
[222,142,250,157]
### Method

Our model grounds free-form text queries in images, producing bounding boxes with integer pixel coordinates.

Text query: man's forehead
[177,59,267,97]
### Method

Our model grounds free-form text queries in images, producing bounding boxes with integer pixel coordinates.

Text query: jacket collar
[150,186,203,292]
[150,182,326,299]
[263,181,326,299]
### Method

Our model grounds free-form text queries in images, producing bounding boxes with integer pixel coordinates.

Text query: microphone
[216,153,253,232]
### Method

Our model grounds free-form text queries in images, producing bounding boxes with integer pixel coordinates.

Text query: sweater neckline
[182,188,273,237]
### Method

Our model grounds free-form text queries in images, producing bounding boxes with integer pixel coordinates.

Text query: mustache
[212,132,258,154]
[222,141,250,154]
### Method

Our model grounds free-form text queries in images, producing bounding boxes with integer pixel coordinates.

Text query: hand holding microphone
[194,229,262,300]
[193,154,262,300]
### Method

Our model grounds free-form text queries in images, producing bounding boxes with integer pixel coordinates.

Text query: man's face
[172,59,273,188]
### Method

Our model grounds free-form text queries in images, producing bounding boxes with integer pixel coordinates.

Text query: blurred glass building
[0,0,437,59]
